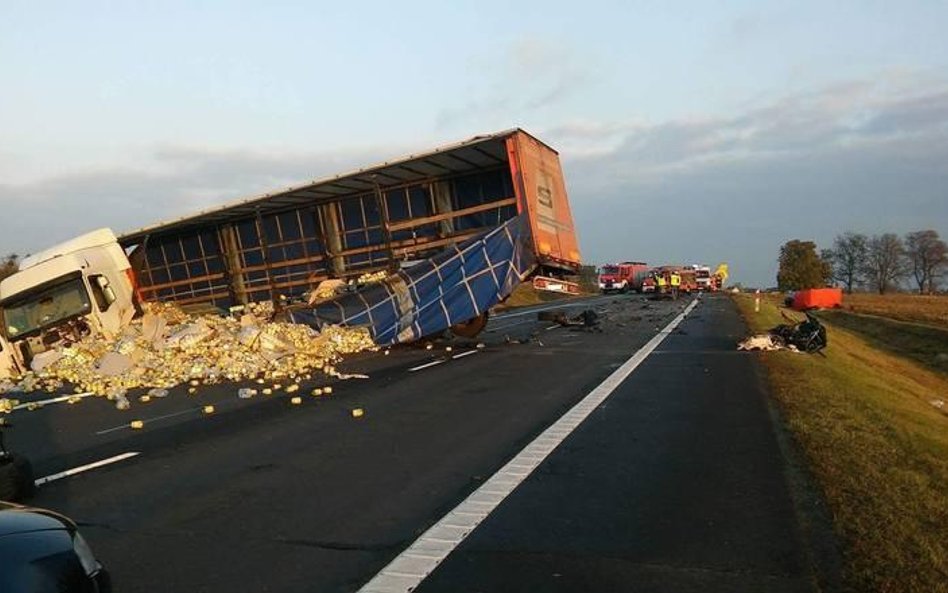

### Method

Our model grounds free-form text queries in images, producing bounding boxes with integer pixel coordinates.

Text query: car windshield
[601,266,619,275]
[3,275,91,339]
[697,270,710,278]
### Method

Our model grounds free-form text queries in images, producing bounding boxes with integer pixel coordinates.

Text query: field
[842,293,948,329]
[733,294,948,593]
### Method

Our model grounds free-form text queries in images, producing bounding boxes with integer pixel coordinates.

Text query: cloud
[435,38,591,129]
[0,146,384,256]
[553,78,948,286]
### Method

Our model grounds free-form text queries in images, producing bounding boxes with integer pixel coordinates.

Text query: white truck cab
[0,229,137,378]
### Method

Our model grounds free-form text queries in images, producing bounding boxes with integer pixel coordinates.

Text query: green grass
[818,310,948,376]
[734,294,948,593]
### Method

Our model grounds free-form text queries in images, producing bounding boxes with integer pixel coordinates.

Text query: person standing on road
[670,271,681,300]
[656,272,667,296]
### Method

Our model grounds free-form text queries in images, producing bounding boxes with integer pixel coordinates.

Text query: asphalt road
[4,293,836,592]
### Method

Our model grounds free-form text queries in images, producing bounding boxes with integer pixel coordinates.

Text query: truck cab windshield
[2,275,92,340]
[601,266,619,275]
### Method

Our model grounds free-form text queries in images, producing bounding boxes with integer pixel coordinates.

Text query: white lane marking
[408,359,446,372]
[451,350,478,360]
[484,317,537,333]
[358,298,699,593]
[95,408,197,435]
[492,297,605,321]
[12,392,96,411]
[35,452,140,486]
[544,325,560,331]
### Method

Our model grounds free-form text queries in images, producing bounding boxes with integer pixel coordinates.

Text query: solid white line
[451,351,478,360]
[544,324,561,331]
[12,392,96,411]
[358,298,700,593]
[408,359,446,373]
[35,452,141,486]
[95,408,197,435]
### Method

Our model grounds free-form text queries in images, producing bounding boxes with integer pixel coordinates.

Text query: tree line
[777,230,947,294]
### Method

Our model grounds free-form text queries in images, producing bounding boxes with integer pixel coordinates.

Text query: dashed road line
[35,452,141,486]
[95,408,197,435]
[408,360,446,373]
[12,392,96,411]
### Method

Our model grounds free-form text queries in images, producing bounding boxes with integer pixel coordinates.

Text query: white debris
[30,351,64,373]
[96,352,133,377]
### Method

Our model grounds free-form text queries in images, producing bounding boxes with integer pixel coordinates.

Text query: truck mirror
[90,275,117,311]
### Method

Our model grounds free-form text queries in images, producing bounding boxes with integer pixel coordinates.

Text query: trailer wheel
[450,312,489,339]
[0,453,36,502]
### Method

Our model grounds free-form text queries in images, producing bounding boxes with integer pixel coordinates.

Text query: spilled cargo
[0,129,583,390]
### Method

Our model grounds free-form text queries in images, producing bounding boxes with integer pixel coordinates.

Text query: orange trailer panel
[506,131,582,273]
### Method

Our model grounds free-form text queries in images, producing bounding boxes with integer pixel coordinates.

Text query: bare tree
[904,230,947,294]
[0,253,18,282]
[825,232,868,293]
[864,234,905,294]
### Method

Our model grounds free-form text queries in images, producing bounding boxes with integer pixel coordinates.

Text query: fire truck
[598,262,649,293]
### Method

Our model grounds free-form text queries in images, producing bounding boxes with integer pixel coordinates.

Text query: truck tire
[450,312,489,338]
[0,453,36,502]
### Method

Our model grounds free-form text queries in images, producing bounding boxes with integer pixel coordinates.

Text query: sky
[2,1,947,287]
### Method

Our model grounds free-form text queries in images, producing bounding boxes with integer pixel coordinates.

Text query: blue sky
[2,1,947,286]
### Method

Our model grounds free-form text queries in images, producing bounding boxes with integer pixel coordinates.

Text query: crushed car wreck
[738,310,828,353]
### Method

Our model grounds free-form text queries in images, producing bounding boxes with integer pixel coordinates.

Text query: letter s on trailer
[0,229,137,378]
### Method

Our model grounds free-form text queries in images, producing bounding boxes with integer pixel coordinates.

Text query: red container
[792,288,843,311]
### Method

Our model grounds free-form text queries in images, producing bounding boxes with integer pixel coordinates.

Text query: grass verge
[818,310,948,377]
[734,294,948,592]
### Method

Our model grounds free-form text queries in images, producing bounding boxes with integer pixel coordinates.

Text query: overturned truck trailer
[119,129,582,344]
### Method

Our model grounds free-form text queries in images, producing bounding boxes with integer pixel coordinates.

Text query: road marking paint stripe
[12,392,96,411]
[35,452,140,486]
[484,318,535,333]
[358,297,699,593]
[408,360,446,372]
[95,408,197,435]
[491,297,608,320]
[451,350,477,360]
[545,325,560,331]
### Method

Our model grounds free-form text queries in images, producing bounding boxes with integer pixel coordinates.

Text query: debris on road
[538,309,603,331]
[0,303,375,409]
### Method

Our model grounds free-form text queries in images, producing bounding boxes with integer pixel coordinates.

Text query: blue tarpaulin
[287,215,536,345]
